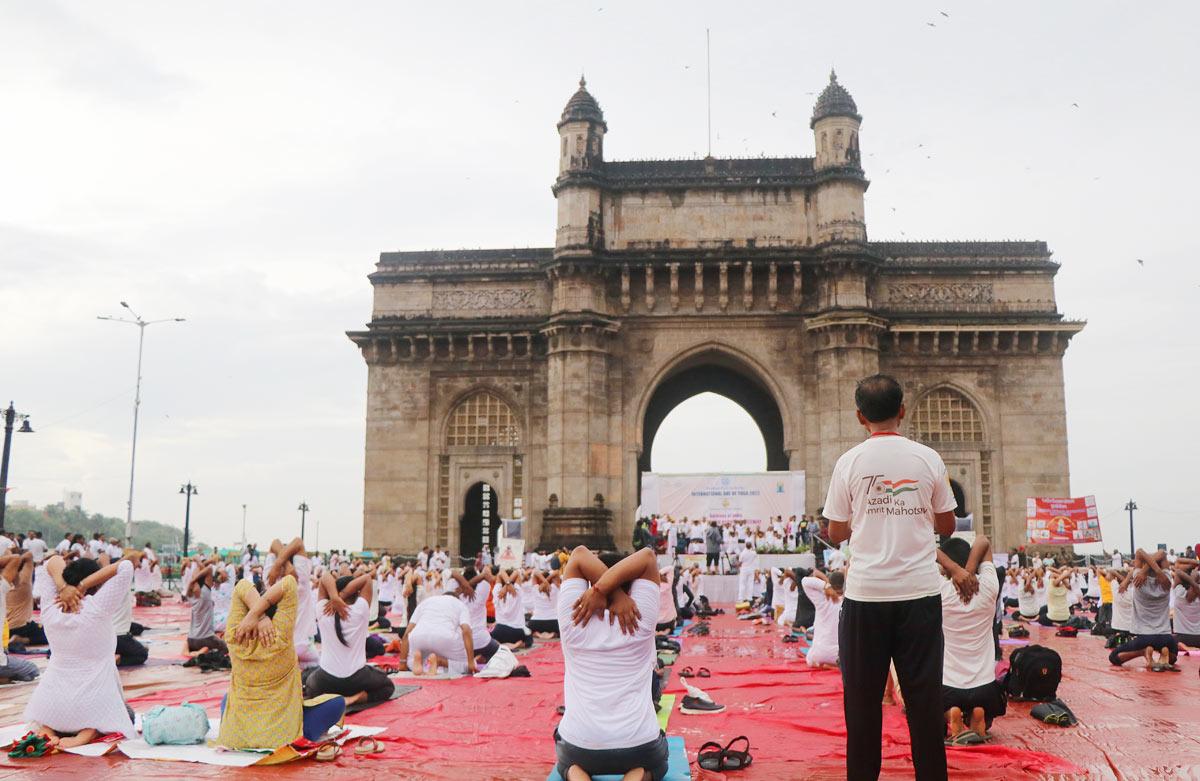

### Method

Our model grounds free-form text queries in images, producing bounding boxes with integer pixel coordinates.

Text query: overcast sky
[2,2,1196,552]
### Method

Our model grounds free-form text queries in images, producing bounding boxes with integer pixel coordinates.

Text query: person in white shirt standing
[554,545,667,781]
[22,532,48,564]
[824,375,957,781]
[736,543,759,603]
[936,534,1005,746]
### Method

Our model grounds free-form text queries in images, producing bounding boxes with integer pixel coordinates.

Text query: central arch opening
[639,354,789,476]
[459,481,500,559]
[651,393,768,472]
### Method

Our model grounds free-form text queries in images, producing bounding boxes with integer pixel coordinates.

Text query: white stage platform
[697,574,738,603]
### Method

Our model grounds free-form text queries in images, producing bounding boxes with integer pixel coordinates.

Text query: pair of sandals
[1008,626,1030,638]
[678,666,711,678]
[1150,662,1182,673]
[697,736,752,771]
[315,736,384,762]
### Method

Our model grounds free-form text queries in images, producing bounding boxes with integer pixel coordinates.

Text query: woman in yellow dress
[218,540,346,749]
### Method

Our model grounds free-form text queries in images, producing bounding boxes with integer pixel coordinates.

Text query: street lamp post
[1124,499,1137,557]
[241,504,247,550]
[98,302,185,544]
[180,482,198,557]
[298,502,309,543]
[0,403,34,535]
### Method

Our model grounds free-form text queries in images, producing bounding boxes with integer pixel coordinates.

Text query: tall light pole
[1125,499,1137,557]
[99,302,185,544]
[241,504,247,550]
[298,502,309,543]
[180,482,198,557]
[0,403,34,535]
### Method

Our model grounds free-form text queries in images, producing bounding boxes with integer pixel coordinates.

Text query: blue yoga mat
[547,735,689,781]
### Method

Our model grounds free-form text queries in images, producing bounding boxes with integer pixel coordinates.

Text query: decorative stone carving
[886,283,994,306]
[432,287,540,312]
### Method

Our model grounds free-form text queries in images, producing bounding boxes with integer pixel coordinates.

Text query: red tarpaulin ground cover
[2,605,1198,779]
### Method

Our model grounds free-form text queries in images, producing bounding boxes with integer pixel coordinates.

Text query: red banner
[1026,496,1101,544]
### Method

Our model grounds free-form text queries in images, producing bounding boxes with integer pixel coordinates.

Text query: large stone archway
[637,351,790,476]
[349,73,1083,555]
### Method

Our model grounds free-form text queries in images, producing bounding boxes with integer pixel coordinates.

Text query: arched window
[908,388,984,444]
[446,391,521,447]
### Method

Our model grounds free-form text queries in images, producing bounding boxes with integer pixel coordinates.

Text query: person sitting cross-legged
[304,568,395,706]
[1109,549,1179,672]
[936,534,1006,745]
[555,546,667,781]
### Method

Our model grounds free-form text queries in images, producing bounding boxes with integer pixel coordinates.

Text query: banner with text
[1026,495,1102,544]
[641,471,805,524]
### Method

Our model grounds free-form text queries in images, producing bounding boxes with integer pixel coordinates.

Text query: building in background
[349,72,1084,556]
[61,490,82,512]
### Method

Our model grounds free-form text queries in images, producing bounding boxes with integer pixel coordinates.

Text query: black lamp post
[180,482,198,557]
[0,402,34,535]
[1124,499,1137,557]
[298,502,309,542]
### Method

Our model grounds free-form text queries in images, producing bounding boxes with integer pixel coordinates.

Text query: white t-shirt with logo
[557,577,660,751]
[316,596,371,678]
[822,435,956,602]
[940,561,1000,689]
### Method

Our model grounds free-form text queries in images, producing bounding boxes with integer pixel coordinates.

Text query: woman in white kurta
[25,556,138,744]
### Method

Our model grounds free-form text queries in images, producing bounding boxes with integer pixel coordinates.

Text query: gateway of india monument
[348,72,1084,557]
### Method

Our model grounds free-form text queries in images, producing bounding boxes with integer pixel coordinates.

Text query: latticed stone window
[909,388,984,444]
[446,391,521,447]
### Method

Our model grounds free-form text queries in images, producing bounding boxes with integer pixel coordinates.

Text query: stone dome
[559,76,606,129]
[810,70,861,127]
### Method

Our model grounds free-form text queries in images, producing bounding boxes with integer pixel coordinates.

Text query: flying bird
[1072,102,1080,108]
[890,207,896,212]
[1136,259,1144,266]
[940,10,950,16]
[771,111,777,117]
[926,22,936,27]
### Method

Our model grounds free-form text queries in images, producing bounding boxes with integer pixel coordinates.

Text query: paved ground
[0,601,1196,779]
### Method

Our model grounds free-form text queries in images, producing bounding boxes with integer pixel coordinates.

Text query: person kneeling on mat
[554,546,668,781]
[400,594,478,676]
[937,534,1006,745]
[304,569,395,706]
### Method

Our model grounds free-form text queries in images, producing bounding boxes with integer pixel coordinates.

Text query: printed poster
[495,537,525,570]
[1025,495,1101,544]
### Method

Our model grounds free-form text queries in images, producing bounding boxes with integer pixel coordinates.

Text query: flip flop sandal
[1165,664,1182,672]
[1150,663,1166,673]
[678,666,695,678]
[315,744,342,762]
[945,730,985,747]
[696,740,725,771]
[697,667,712,678]
[721,735,753,770]
[354,736,383,755]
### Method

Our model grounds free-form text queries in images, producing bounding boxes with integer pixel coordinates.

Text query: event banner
[495,537,525,570]
[641,471,805,523]
[1025,495,1102,544]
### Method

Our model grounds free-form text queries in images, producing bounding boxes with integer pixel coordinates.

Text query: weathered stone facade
[349,73,1084,556]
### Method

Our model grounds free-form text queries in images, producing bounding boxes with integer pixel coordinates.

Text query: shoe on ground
[680,695,726,715]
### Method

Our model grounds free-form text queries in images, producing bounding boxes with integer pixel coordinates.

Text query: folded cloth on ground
[475,646,518,678]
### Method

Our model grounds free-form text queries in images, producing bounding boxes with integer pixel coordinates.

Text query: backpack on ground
[1005,644,1062,702]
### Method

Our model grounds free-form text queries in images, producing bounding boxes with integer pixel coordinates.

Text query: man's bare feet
[344,691,368,706]
[946,706,965,736]
[969,706,987,738]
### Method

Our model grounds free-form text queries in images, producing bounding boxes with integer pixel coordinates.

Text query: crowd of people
[0,366,1194,781]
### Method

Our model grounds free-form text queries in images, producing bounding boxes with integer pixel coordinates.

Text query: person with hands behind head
[400,593,478,676]
[304,568,395,706]
[23,550,141,747]
[555,546,667,781]
[219,545,346,750]
[936,535,1006,746]
[454,565,500,663]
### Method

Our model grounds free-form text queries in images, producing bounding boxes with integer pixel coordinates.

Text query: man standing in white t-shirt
[22,532,48,564]
[736,542,759,602]
[554,546,668,781]
[823,375,958,781]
